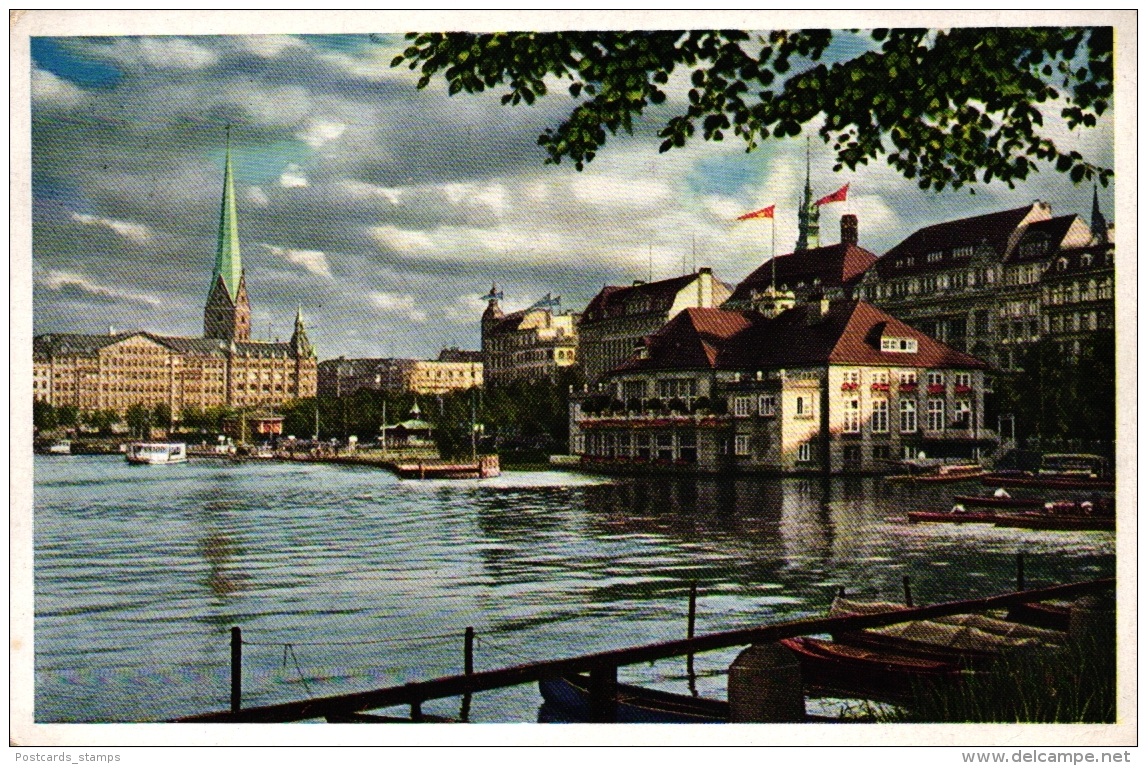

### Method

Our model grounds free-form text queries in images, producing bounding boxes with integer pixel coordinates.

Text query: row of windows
[1044,278,1114,305]
[870,266,999,300]
[840,398,971,433]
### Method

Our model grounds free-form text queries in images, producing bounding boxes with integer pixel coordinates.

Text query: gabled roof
[728,243,877,303]
[582,273,700,322]
[607,300,988,376]
[34,332,134,357]
[875,204,1044,278]
[613,307,753,372]
[1008,215,1088,263]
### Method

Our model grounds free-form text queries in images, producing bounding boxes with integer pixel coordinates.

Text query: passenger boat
[952,495,1044,510]
[124,442,188,465]
[47,439,72,455]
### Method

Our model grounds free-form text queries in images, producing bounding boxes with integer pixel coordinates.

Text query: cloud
[279,164,309,188]
[245,186,271,207]
[31,68,86,108]
[296,119,347,148]
[241,35,307,59]
[263,244,332,278]
[90,37,218,70]
[368,291,427,323]
[341,180,402,205]
[69,212,153,244]
[39,270,162,308]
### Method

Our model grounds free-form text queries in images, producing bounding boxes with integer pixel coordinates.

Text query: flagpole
[771,215,776,292]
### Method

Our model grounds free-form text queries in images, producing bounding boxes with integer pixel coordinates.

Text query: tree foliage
[392,28,1112,190]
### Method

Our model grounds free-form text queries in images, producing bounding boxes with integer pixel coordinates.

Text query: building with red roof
[569,299,991,474]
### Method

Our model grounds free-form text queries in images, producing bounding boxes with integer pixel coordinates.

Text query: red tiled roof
[874,204,1041,278]
[608,301,988,376]
[582,274,700,322]
[728,243,877,303]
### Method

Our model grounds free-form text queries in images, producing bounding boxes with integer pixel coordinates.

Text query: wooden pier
[175,576,1112,724]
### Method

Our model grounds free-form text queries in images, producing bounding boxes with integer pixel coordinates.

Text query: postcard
[10,10,1136,749]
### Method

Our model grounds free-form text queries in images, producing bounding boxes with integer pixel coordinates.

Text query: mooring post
[686,582,697,689]
[410,699,423,722]
[1016,552,1026,591]
[230,626,242,713]
[587,665,618,723]
[902,576,913,608]
[460,627,474,722]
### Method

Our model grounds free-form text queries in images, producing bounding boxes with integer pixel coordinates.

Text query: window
[635,434,651,460]
[927,399,945,431]
[656,433,674,461]
[734,396,753,417]
[881,337,918,353]
[872,371,889,386]
[926,251,943,263]
[843,399,860,433]
[841,370,860,390]
[734,434,751,456]
[953,246,974,258]
[899,371,918,386]
[927,372,944,387]
[955,372,972,388]
[900,400,917,433]
[794,395,811,418]
[843,445,862,464]
[953,400,971,427]
[871,399,889,433]
[758,394,776,416]
[872,445,891,461]
[797,442,811,462]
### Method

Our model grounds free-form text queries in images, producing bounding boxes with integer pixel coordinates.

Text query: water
[33,455,1114,722]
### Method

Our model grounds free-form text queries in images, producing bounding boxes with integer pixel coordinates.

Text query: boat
[993,514,1114,532]
[539,673,729,723]
[907,511,1001,524]
[125,442,188,465]
[779,637,962,704]
[1006,602,1072,632]
[886,462,985,484]
[47,439,71,455]
[983,453,1113,491]
[393,455,500,480]
[982,474,1115,491]
[952,495,1045,510]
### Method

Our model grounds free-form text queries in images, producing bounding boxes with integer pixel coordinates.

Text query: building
[317,348,483,398]
[725,214,876,307]
[569,299,991,474]
[577,268,732,383]
[32,141,317,415]
[858,199,1112,371]
[481,288,578,385]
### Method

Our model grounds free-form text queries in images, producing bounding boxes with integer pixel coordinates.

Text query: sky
[29,32,1115,361]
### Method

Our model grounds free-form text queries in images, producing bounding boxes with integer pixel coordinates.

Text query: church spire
[795,137,819,252]
[290,305,314,358]
[212,126,243,301]
[1090,183,1108,244]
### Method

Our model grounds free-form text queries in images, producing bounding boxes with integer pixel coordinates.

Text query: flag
[815,183,849,206]
[736,204,775,221]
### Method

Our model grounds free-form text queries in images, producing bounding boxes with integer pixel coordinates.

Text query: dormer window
[1081,253,1093,267]
[926,251,943,263]
[952,246,974,258]
[1018,234,1050,258]
[881,336,918,353]
[1057,257,1069,271]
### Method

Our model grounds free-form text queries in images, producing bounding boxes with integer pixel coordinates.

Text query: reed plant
[883,618,1115,723]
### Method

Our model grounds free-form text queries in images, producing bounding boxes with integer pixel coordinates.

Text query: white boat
[47,440,71,455]
[125,442,188,465]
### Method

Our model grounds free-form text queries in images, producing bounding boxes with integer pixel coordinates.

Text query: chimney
[698,266,713,307]
[840,214,858,246]
[632,279,645,286]
[108,325,116,336]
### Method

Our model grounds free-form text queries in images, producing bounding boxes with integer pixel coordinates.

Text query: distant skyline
[31,33,1114,360]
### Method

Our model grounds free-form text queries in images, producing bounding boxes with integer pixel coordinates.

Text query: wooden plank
[174,577,1112,723]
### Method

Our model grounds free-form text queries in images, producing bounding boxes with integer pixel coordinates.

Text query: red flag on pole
[736,204,775,221]
[815,183,849,206]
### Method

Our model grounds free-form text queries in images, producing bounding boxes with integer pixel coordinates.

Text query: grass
[881,617,1116,723]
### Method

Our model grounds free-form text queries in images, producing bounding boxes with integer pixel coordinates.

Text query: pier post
[410,699,423,722]
[728,643,806,722]
[1016,552,1025,591]
[587,665,618,722]
[686,582,697,693]
[230,626,242,712]
[902,576,913,608]
[460,627,474,722]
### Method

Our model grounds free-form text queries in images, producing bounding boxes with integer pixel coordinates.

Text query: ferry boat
[125,442,188,465]
[47,439,71,455]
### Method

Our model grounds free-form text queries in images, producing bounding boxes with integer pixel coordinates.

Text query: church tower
[794,141,820,253]
[204,133,252,342]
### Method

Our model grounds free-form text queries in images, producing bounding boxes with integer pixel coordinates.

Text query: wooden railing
[174,577,1112,724]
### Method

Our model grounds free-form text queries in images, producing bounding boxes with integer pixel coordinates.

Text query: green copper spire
[212,129,243,301]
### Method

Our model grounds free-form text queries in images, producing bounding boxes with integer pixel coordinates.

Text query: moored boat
[125,442,188,465]
[953,495,1044,510]
[982,474,1115,491]
[47,439,72,455]
[907,511,1000,524]
[539,672,728,723]
[887,462,985,484]
[993,514,1114,532]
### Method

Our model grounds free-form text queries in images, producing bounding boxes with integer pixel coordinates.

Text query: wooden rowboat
[779,636,962,704]
[539,673,728,723]
[982,474,1115,491]
[907,511,1001,524]
[1006,602,1072,632]
[953,495,1045,510]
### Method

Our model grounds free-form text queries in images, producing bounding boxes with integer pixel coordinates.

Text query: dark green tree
[55,404,79,430]
[392,28,1112,190]
[125,403,151,439]
[33,401,56,432]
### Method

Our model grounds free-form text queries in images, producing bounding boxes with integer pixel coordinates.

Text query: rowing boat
[952,495,1045,510]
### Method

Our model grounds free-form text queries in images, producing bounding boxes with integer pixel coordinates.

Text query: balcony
[871,382,890,392]
[898,383,918,393]
[840,382,860,392]
[927,384,946,395]
[954,384,973,395]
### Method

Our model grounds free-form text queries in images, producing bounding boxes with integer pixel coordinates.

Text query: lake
[33,455,1115,722]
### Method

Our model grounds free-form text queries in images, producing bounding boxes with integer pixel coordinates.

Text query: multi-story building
[569,298,991,474]
[317,349,483,398]
[858,199,1111,370]
[724,214,877,307]
[577,268,731,383]
[32,142,317,414]
[481,288,578,385]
